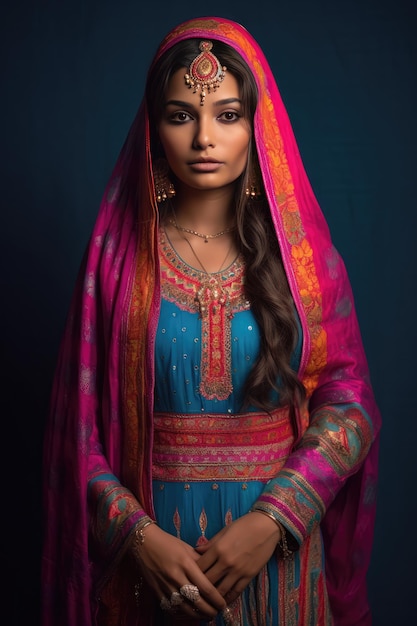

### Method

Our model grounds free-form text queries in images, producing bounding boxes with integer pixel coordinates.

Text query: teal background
[2,1,416,624]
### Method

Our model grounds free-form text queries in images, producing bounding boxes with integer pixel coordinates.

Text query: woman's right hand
[131,523,227,620]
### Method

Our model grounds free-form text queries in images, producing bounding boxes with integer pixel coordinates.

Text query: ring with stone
[160,596,172,612]
[179,583,201,603]
[170,591,184,607]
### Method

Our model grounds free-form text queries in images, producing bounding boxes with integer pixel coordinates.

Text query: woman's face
[157,68,251,194]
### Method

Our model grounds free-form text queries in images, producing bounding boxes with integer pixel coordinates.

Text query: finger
[183,564,227,611]
[222,606,236,625]
[169,590,184,608]
[195,541,211,554]
[196,549,222,576]
[179,582,225,610]
[217,574,247,602]
[179,583,201,603]
[198,556,228,586]
[224,588,241,605]
[180,578,227,618]
[158,588,185,615]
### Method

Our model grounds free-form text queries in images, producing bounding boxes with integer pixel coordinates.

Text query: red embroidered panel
[159,230,250,400]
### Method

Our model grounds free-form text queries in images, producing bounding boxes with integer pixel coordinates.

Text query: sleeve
[251,401,375,545]
[87,447,153,568]
[251,243,380,548]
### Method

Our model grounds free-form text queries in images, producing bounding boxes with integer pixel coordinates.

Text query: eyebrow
[165,97,242,108]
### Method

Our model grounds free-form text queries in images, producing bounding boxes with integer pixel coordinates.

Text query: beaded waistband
[152,408,294,482]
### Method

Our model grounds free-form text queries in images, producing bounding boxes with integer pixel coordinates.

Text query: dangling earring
[245,163,263,199]
[153,158,176,203]
[245,182,262,199]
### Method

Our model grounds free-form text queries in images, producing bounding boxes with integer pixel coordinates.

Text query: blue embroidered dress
[151,232,330,625]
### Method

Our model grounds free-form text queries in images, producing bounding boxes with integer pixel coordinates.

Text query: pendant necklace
[173,228,235,317]
[168,216,236,243]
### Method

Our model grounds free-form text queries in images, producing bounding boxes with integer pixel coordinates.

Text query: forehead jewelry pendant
[184,41,227,106]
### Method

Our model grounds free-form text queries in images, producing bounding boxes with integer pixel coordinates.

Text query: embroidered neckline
[158,228,250,401]
[159,227,242,282]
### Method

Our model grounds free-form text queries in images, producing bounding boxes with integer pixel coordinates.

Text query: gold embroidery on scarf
[165,20,229,46]
[257,87,326,400]
[125,229,156,503]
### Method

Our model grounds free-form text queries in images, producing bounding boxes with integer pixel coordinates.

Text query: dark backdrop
[2,1,416,624]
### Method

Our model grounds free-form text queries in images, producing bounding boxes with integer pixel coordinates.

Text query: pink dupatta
[42,17,380,626]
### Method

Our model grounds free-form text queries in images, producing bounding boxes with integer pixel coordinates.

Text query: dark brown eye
[219,111,241,122]
[167,111,193,123]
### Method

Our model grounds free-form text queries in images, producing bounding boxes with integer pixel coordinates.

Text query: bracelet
[132,519,155,605]
[134,577,143,607]
[134,518,156,546]
[249,508,293,560]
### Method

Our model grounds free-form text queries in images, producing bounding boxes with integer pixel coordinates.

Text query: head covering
[42,16,380,626]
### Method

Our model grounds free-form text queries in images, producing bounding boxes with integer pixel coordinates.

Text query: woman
[41,16,381,626]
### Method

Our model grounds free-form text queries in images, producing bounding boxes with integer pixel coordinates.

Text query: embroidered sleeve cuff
[253,403,374,544]
[88,470,152,559]
[252,471,324,545]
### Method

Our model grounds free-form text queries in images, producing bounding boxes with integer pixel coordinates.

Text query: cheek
[161,143,186,179]
[236,128,251,152]
[158,127,184,157]
[234,135,250,165]
[159,140,184,175]
[159,134,174,158]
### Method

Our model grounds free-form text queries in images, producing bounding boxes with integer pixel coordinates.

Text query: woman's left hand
[195,511,281,604]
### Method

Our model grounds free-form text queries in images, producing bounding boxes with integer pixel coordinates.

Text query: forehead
[165,68,240,105]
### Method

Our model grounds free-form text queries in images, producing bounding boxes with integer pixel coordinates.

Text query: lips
[188,158,223,172]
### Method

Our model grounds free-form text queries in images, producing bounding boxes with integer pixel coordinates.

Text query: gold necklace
[168,217,236,243]
[170,229,235,317]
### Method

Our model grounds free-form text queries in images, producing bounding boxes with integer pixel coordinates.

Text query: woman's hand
[195,511,281,605]
[131,523,227,619]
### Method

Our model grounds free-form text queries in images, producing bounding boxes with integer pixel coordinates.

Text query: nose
[192,115,215,150]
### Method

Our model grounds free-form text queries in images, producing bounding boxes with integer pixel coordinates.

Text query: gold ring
[179,583,201,603]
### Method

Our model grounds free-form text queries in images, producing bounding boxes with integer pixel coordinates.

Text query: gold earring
[245,165,263,199]
[245,182,261,199]
[153,158,176,203]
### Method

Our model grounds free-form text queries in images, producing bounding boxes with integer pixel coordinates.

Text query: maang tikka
[184,41,227,106]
